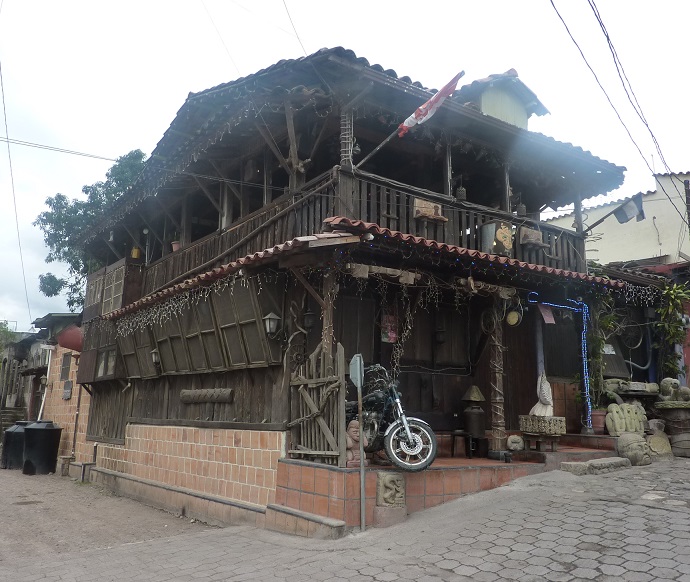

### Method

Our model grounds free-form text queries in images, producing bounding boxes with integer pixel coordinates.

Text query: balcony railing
[140,167,585,297]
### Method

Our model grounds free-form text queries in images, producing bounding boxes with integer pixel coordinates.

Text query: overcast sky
[1,0,688,332]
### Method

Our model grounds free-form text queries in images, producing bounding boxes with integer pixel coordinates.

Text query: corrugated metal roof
[543,190,656,223]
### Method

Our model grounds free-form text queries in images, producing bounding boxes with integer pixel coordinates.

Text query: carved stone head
[617,432,652,466]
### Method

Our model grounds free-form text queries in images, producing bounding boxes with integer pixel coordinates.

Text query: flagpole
[583,193,642,233]
[354,128,398,170]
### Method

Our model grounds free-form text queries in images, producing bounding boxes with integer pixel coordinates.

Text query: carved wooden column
[489,300,507,451]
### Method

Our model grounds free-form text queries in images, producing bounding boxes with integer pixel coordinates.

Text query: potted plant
[170,232,180,252]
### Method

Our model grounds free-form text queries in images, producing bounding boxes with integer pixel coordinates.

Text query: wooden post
[321,270,336,374]
[444,143,453,197]
[573,193,584,234]
[489,301,507,451]
[502,164,511,213]
[180,195,191,246]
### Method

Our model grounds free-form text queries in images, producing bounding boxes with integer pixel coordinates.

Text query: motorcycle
[346,363,437,472]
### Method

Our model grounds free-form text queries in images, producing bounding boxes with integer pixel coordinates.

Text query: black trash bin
[1,421,32,470]
[22,421,62,475]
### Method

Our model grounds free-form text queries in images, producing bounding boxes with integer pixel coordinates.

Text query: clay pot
[591,409,607,435]
[171,241,181,252]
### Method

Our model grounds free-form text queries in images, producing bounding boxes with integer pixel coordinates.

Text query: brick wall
[40,346,92,463]
[96,425,285,507]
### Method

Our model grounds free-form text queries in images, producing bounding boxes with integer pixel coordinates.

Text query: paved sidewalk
[3,458,690,581]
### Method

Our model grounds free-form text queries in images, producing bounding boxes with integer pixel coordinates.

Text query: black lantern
[303,308,317,332]
[150,348,161,368]
[263,312,282,337]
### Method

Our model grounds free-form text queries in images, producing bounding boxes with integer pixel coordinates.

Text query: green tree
[34,150,146,311]
[0,320,15,352]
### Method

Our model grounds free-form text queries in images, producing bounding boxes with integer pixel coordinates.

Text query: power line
[0,136,117,161]
[0,0,33,325]
[549,0,690,231]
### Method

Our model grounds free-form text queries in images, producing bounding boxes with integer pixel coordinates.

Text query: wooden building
[68,48,651,529]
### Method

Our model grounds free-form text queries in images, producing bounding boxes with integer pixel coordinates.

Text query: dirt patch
[0,470,214,563]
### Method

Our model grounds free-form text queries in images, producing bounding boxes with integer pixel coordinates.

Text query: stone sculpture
[506,435,525,451]
[646,430,673,458]
[605,403,627,437]
[616,432,652,466]
[659,377,681,401]
[376,472,405,506]
[345,420,368,467]
[528,372,553,417]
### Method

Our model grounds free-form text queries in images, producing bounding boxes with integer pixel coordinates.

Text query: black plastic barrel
[1,421,32,470]
[22,421,62,475]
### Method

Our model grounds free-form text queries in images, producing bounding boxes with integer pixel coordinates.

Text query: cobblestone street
[3,458,690,581]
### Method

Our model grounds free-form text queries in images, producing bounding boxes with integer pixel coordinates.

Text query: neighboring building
[66,48,658,533]
[548,172,690,266]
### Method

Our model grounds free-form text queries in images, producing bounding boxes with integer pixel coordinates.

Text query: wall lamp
[150,348,161,371]
[263,312,282,339]
[303,308,317,333]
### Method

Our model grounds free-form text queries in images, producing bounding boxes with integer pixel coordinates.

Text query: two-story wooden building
[70,48,645,532]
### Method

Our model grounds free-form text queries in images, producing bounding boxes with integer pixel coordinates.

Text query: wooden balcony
[140,167,585,297]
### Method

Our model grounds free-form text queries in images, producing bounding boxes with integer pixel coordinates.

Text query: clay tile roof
[323,216,624,288]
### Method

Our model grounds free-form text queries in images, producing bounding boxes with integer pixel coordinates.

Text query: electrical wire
[0,0,33,324]
[200,0,285,167]
[550,0,690,230]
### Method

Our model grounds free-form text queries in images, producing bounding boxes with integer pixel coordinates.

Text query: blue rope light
[527,292,592,430]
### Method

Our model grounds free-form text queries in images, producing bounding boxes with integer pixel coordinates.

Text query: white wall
[548,173,690,266]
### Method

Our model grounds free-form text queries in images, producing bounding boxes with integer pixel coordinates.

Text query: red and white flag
[397,71,465,138]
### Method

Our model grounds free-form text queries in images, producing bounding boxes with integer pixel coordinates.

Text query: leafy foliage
[655,283,690,380]
[0,320,15,352]
[33,150,146,311]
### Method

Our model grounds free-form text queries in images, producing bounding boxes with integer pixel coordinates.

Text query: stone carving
[607,402,646,433]
[659,378,682,401]
[648,419,665,432]
[605,403,627,437]
[617,432,652,466]
[180,388,234,404]
[345,420,368,467]
[519,415,566,435]
[506,435,525,451]
[670,433,690,458]
[605,379,659,394]
[376,472,405,507]
[528,372,553,417]
[646,430,672,458]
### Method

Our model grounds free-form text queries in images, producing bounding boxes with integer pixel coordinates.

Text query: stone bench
[522,433,560,452]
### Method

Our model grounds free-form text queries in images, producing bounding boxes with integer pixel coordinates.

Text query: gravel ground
[0,469,213,563]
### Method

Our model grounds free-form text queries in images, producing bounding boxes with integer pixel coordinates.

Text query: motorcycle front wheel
[384,419,437,472]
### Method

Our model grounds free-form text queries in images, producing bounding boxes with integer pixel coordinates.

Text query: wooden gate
[287,343,347,466]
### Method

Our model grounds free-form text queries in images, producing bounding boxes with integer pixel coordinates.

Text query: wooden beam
[309,116,331,161]
[284,102,299,170]
[255,123,291,175]
[193,176,222,213]
[341,82,374,111]
[136,212,163,246]
[152,196,181,231]
[123,224,141,248]
[290,268,326,310]
[102,236,123,260]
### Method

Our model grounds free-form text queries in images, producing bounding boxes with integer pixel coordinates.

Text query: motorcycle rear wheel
[384,419,437,472]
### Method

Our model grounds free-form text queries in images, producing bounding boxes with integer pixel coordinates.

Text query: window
[60,353,72,381]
